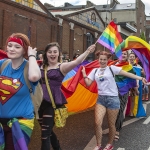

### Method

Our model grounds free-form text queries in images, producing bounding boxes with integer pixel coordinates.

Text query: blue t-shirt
[0,59,36,119]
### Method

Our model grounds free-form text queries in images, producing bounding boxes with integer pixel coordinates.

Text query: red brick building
[0,0,105,61]
[0,0,58,51]
[50,7,105,60]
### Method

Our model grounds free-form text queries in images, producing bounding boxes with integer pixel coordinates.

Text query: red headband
[8,37,24,47]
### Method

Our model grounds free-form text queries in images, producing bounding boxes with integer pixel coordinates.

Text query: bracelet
[28,55,36,58]
[84,76,88,79]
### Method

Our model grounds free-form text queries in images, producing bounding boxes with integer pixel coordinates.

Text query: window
[91,13,96,22]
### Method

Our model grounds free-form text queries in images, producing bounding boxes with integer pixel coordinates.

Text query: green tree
[140,32,146,41]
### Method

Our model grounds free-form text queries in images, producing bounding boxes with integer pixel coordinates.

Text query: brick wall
[0,1,58,51]
[62,22,70,54]
[74,27,83,55]
[135,0,146,37]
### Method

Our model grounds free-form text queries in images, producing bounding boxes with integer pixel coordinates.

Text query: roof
[95,3,136,12]
[47,5,86,10]
[95,5,111,11]
[51,11,77,17]
[113,3,136,10]
[50,6,96,17]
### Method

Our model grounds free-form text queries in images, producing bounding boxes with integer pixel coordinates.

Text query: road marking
[84,117,142,150]
[143,116,150,124]
[143,103,147,112]
[117,148,125,150]
[148,146,150,150]
[103,117,142,134]
[144,101,150,105]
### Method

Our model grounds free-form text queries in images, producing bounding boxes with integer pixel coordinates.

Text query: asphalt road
[29,101,150,150]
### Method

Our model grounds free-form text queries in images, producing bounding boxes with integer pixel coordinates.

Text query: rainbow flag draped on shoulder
[0,118,34,150]
[108,61,137,95]
[97,21,123,59]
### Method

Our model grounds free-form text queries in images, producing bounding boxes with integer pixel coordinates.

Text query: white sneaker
[93,146,103,150]
[103,144,114,150]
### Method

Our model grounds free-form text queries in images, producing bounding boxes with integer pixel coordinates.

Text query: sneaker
[93,146,103,150]
[103,144,114,150]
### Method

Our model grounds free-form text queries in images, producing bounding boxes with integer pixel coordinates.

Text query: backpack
[0,59,43,119]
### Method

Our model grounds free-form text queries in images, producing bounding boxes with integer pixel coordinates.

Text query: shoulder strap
[94,68,98,75]
[0,59,11,74]
[24,61,43,119]
[44,67,56,109]
[23,62,33,93]
[109,66,115,78]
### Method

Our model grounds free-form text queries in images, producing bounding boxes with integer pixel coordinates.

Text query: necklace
[11,60,24,74]
[98,68,106,82]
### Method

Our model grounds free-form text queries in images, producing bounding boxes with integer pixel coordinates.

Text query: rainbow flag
[109,61,137,95]
[97,21,123,59]
[0,118,34,150]
[121,36,150,82]
[61,60,99,113]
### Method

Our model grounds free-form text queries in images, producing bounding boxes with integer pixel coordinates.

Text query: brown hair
[43,42,61,68]
[129,52,136,57]
[5,33,31,58]
[96,50,112,59]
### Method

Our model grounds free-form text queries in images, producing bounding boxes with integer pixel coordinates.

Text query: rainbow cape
[121,36,150,82]
[0,118,34,150]
[97,21,123,59]
[62,60,99,113]
[109,61,137,95]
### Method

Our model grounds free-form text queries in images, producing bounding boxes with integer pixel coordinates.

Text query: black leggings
[38,100,61,150]
[115,93,129,132]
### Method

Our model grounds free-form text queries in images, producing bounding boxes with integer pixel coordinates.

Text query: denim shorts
[97,95,120,109]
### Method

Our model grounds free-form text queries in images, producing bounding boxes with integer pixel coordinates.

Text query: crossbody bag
[44,66,68,128]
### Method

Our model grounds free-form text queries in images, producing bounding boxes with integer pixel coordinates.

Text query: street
[28,101,150,150]
[54,101,150,150]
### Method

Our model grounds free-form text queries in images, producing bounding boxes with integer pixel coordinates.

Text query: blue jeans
[97,95,120,109]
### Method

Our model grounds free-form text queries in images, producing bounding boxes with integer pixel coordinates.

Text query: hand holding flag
[96,21,123,59]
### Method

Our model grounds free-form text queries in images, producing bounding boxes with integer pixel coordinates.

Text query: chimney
[110,0,120,8]
[86,1,95,8]
[64,2,73,7]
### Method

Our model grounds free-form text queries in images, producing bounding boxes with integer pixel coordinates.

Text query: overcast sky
[40,0,150,16]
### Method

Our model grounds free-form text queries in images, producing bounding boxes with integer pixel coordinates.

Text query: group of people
[0,32,95,150]
[82,50,147,150]
[0,32,148,150]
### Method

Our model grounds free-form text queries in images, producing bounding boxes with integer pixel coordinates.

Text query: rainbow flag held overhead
[97,21,123,59]
[121,36,150,82]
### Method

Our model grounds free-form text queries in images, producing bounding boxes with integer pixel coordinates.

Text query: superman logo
[0,76,23,105]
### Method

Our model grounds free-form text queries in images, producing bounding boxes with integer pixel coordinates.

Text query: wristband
[28,55,36,58]
[84,76,88,79]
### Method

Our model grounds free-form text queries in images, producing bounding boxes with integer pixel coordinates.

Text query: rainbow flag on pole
[97,21,123,59]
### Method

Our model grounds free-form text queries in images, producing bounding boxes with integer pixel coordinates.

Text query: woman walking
[38,42,95,150]
[111,51,137,141]
[81,51,147,150]
[0,33,41,150]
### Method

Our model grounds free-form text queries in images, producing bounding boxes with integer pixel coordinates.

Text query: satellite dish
[127,4,132,7]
